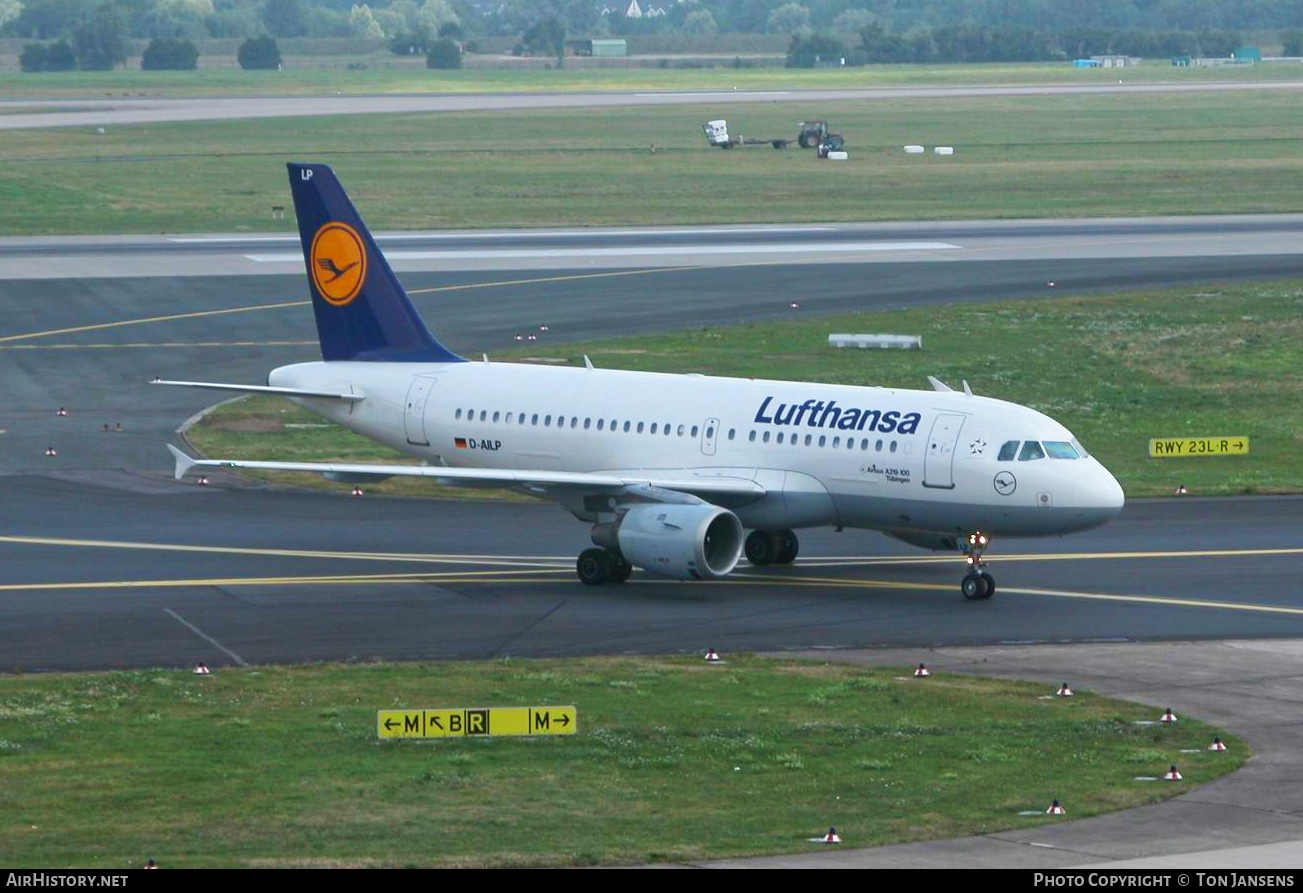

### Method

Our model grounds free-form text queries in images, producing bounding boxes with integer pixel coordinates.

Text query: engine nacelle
[615,504,744,580]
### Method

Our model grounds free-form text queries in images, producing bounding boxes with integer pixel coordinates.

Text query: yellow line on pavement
[0,301,310,344]
[0,568,572,593]
[0,341,318,351]
[0,535,572,568]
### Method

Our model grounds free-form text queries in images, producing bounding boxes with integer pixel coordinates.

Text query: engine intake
[610,504,744,580]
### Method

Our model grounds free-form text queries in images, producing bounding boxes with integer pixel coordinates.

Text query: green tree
[12,0,84,39]
[19,42,47,71]
[1281,29,1302,56]
[262,0,305,38]
[682,9,717,35]
[426,35,461,67]
[73,4,129,71]
[141,36,199,69]
[349,3,384,38]
[786,30,841,67]
[767,2,809,34]
[519,16,564,58]
[237,34,282,69]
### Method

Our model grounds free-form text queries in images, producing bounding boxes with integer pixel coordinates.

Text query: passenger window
[762,431,771,443]
[637,422,644,434]
[804,434,812,446]
[890,441,897,453]
[492,411,500,423]
[728,429,735,440]
[691,426,699,437]
[468,408,475,419]
[519,414,526,426]
[455,409,462,419]
[531,414,538,425]
[818,435,826,448]
[677,425,685,436]
[875,439,883,451]
[610,419,616,430]
[584,418,591,430]
[544,415,552,427]
[833,436,841,448]
[664,422,671,435]
[860,439,868,450]
[706,426,714,439]
[597,419,604,431]
[749,431,756,442]
[1044,441,1079,459]
[480,411,487,422]
[1018,441,1046,461]
[571,417,578,429]
[650,423,658,434]
[623,421,631,433]
[506,412,513,424]
[777,432,785,444]
[998,440,1020,461]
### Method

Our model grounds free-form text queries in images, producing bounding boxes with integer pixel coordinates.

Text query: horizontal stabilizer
[152,379,363,401]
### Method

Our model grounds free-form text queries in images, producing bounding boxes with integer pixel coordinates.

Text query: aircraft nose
[1088,465,1126,520]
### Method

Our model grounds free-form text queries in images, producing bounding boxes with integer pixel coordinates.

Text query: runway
[2,80,1302,130]
[0,218,1300,672]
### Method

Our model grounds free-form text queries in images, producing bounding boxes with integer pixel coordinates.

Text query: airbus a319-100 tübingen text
[158,163,1125,598]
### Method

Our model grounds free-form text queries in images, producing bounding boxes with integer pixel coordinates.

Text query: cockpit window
[1071,438,1090,459]
[1043,441,1080,459]
[997,440,1020,462]
[1018,441,1046,461]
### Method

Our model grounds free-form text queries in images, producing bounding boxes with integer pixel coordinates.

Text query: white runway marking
[164,608,248,667]
[244,241,962,263]
[171,225,834,244]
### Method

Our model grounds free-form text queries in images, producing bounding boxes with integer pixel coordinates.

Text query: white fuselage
[269,360,1125,540]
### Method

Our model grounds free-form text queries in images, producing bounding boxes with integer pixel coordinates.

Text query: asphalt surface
[2,80,1302,130]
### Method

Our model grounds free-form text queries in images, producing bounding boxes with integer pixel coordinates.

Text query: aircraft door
[404,375,437,446]
[923,412,966,489]
[700,418,719,456]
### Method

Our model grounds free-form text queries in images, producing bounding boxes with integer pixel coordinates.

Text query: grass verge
[3,61,1303,100]
[6,89,1303,233]
[189,279,1303,499]
[0,656,1246,867]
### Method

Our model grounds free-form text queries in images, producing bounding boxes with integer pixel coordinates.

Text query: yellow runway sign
[377,706,576,739]
[1149,436,1249,458]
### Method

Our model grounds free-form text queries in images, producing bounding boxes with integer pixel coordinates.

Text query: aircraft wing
[167,445,766,500]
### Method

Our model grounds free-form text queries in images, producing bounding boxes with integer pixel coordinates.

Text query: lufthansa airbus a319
[159,163,1125,598]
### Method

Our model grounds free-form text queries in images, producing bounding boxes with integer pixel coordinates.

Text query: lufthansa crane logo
[993,471,1017,496]
[310,221,367,306]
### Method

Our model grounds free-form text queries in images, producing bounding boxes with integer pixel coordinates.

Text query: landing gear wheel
[978,571,995,599]
[959,531,995,600]
[609,558,633,584]
[745,530,781,566]
[774,529,800,565]
[961,572,985,600]
[577,548,612,586]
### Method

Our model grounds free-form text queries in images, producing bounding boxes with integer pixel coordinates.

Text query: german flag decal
[454,437,468,449]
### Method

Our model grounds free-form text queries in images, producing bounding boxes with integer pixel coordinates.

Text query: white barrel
[825,151,848,161]
[934,146,955,155]
[903,145,925,154]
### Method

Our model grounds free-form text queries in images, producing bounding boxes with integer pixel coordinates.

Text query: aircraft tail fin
[287,162,463,364]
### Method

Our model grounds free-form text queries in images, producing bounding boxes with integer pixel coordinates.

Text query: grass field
[189,279,1303,500]
[3,60,1303,100]
[0,656,1246,867]
[5,88,1303,234]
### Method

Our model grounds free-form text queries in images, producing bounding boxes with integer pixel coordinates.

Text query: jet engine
[607,504,744,580]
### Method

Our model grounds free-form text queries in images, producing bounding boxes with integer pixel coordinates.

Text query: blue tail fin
[288,162,463,364]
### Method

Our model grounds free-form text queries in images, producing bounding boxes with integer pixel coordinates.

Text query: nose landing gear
[960,531,995,600]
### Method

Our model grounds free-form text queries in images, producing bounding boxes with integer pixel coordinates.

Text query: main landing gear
[744,529,799,567]
[577,548,632,586]
[960,531,995,600]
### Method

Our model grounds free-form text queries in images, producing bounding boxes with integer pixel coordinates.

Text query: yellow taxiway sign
[377,706,576,739]
[1149,436,1249,458]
